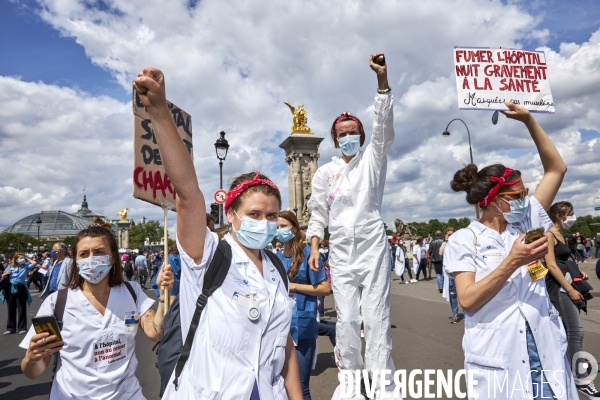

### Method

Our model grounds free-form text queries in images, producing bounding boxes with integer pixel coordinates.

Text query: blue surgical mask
[498,196,530,224]
[275,227,295,244]
[50,250,57,258]
[338,134,361,156]
[17,258,26,265]
[77,255,112,284]
[232,211,278,250]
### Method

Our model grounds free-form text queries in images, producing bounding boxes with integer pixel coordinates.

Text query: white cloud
[1,0,599,234]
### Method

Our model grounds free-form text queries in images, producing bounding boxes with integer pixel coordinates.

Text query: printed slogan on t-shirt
[454,46,555,113]
[93,338,127,368]
[132,90,193,209]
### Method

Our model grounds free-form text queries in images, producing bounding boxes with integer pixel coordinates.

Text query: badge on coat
[124,311,140,332]
[232,291,257,308]
[526,260,548,281]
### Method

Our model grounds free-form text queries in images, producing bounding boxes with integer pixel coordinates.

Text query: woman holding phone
[444,102,578,399]
[133,67,302,399]
[19,220,173,399]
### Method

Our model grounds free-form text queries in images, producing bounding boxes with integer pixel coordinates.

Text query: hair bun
[450,163,479,193]
[91,218,113,230]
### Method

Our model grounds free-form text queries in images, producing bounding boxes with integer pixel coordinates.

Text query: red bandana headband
[478,167,520,208]
[224,172,280,213]
[333,112,362,129]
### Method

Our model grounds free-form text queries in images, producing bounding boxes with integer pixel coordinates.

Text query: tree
[0,233,43,256]
[383,223,395,236]
[129,220,166,250]
[563,215,600,238]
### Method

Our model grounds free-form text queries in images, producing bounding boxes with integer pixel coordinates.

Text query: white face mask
[561,214,576,229]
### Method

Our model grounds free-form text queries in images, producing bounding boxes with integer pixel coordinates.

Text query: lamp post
[442,118,480,219]
[35,216,42,253]
[8,242,14,255]
[214,131,230,226]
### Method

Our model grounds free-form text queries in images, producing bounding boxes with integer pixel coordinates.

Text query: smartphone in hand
[32,315,62,342]
[525,227,544,244]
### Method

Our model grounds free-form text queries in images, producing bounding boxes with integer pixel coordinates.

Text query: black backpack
[154,240,289,397]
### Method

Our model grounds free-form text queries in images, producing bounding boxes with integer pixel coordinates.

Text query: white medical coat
[161,232,293,400]
[394,247,405,277]
[445,196,578,399]
[20,282,154,400]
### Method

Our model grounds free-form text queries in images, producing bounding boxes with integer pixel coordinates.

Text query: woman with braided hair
[444,102,578,399]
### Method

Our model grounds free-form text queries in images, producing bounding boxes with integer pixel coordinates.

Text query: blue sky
[1,0,599,230]
[2,0,599,103]
[0,0,125,100]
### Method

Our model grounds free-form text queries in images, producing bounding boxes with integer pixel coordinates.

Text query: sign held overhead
[132,89,193,210]
[453,46,555,113]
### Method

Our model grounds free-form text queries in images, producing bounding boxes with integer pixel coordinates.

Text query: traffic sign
[214,189,227,204]
[595,206,600,211]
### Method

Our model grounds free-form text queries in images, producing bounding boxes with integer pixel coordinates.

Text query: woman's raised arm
[502,101,567,210]
[133,68,206,263]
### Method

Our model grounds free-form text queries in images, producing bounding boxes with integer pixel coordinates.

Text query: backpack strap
[173,240,232,390]
[122,281,137,304]
[51,288,68,393]
[54,288,68,330]
[264,250,289,292]
[465,227,478,248]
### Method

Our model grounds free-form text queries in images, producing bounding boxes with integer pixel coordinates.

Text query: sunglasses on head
[499,188,529,201]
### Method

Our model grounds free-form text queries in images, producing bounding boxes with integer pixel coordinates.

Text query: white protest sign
[454,46,555,113]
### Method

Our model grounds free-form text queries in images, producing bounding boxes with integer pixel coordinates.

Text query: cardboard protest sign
[132,90,193,210]
[454,46,554,113]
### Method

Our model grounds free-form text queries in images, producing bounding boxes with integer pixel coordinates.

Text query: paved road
[1,258,599,399]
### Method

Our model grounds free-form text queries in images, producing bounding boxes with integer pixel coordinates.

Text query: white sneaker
[410,279,418,283]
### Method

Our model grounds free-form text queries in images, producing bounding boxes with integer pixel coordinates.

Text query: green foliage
[562,215,600,238]
[383,223,395,236]
[0,232,43,255]
[62,236,76,248]
[129,220,167,250]
[393,217,472,238]
[393,214,600,239]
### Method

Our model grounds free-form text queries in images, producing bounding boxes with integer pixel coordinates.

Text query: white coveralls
[306,92,397,399]
[444,196,579,399]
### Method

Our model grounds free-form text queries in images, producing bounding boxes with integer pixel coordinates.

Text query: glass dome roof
[3,211,90,236]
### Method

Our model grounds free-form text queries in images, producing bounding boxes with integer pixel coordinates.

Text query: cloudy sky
[1,0,599,234]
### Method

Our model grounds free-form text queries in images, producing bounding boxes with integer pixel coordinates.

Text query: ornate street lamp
[8,242,14,255]
[214,131,230,225]
[442,118,480,219]
[36,216,42,253]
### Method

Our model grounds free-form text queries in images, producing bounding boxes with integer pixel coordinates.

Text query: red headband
[478,167,520,208]
[333,112,362,129]
[224,172,280,213]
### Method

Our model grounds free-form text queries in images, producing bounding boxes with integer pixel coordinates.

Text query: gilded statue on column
[284,102,311,133]
[117,208,129,221]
